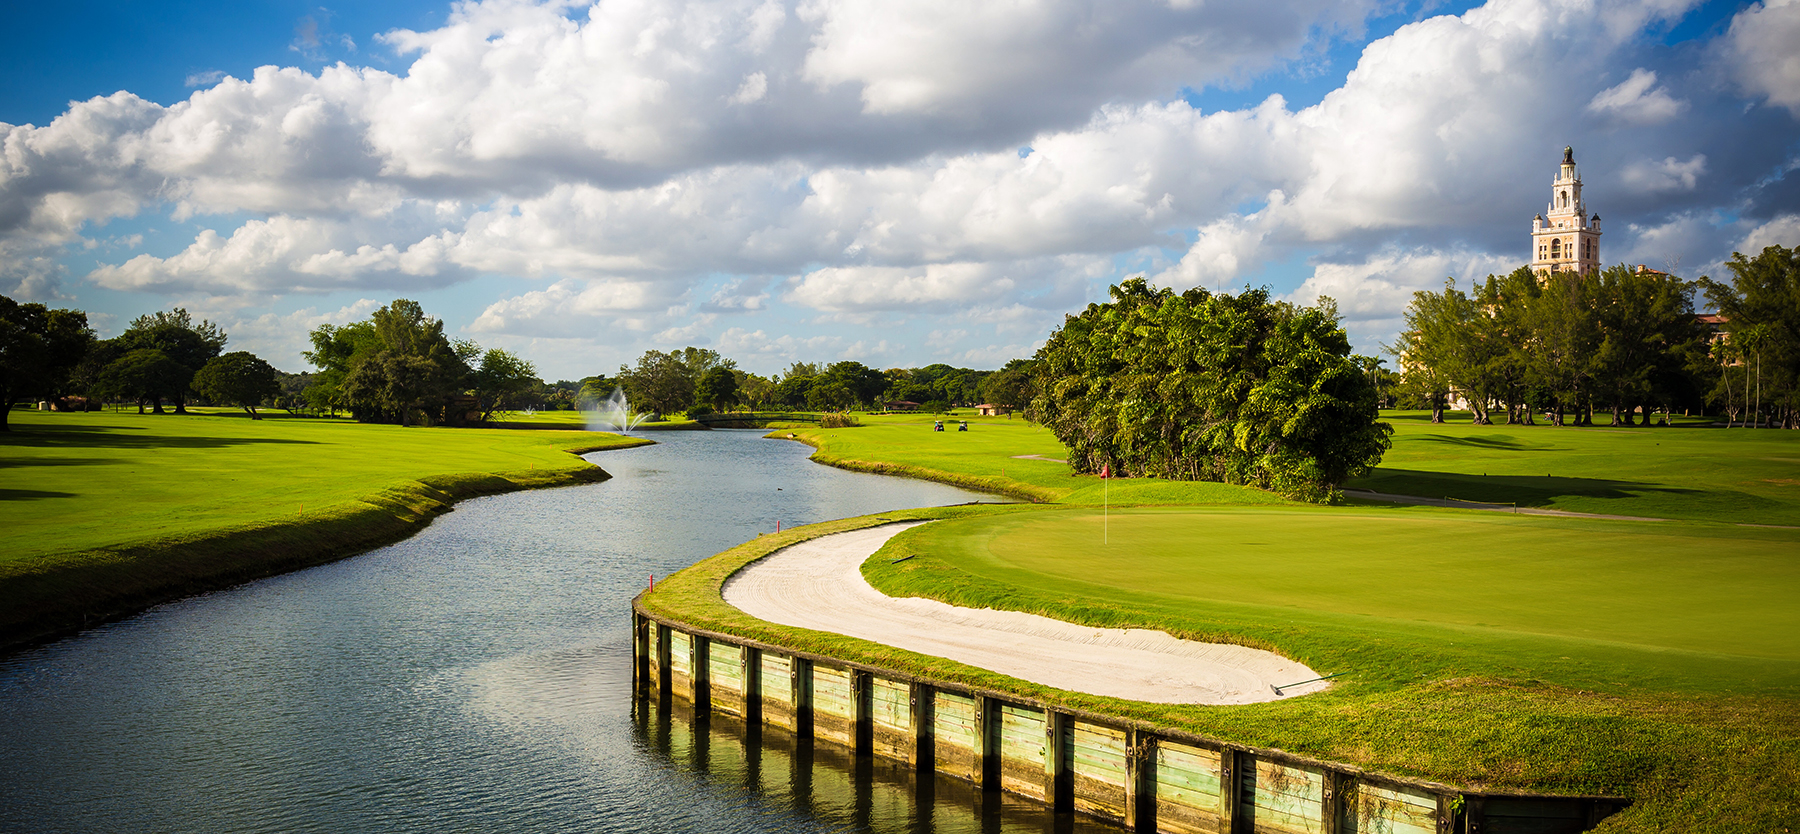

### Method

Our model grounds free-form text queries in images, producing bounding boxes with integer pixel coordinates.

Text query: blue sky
[2,0,1794,381]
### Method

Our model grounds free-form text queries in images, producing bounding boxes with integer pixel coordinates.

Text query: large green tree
[113,308,228,414]
[619,349,696,416]
[193,352,282,419]
[1701,245,1800,429]
[0,295,93,430]
[471,348,539,420]
[92,348,191,414]
[695,366,741,413]
[305,300,470,425]
[1030,278,1390,503]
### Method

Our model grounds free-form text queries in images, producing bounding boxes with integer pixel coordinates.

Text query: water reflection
[635,694,1127,834]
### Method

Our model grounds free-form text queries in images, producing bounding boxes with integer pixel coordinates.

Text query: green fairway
[0,408,644,560]
[869,507,1800,692]
[782,409,1800,522]
[1351,412,1800,524]
[0,407,649,647]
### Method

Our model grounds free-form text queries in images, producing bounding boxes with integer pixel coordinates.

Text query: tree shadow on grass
[0,422,319,452]
[0,488,78,501]
[1348,468,1703,508]
[1408,433,1563,452]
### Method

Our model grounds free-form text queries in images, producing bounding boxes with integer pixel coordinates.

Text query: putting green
[875,506,1800,693]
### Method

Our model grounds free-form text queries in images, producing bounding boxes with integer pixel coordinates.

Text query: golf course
[688,408,1800,831]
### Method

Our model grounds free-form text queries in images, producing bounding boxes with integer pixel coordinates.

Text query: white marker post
[1101,462,1109,545]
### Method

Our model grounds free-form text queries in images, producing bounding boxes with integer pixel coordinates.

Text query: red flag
[1100,463,1110,479]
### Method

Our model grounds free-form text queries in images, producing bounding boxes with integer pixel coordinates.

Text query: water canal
[0,430,1119,833]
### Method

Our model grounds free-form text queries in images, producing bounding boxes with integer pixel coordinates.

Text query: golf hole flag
[1100,463,1110,478]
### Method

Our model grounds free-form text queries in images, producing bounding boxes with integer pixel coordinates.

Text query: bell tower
[1530,146,1601,276]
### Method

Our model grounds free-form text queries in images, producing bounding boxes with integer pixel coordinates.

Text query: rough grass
[0,408,650,648]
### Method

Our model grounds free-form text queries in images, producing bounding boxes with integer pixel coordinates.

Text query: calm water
[0,430,1115,833]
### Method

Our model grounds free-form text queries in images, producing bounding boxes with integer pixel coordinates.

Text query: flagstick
[1104,468,1108,546]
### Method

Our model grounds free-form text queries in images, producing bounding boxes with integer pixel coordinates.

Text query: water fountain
[585,386,651,433]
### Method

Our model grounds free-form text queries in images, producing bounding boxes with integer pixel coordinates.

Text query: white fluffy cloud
[1725,0,1800,115]
[1587,68,1687,125]
[7,0,1793,372]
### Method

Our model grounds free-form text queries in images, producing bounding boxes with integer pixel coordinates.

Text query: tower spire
[1531,146,1599,276]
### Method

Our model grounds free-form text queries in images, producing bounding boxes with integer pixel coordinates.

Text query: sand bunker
[722,522,1327,705]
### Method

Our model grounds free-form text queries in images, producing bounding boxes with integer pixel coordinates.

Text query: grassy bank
[649,506,1798,832]
[0,408,650,648]
[701,409,1800,830]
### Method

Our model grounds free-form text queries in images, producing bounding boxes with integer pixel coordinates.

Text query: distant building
[1530,147,1602,276]
[884,400,922,412]
[973,403,1011,416]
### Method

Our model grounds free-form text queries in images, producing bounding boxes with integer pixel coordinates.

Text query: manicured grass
[867,507,1800,694]
[707,409,1800,830]
[650,505,1799,832]
[0,408,649,646]
[782,409,1800,523]
[1350,411,1800,525]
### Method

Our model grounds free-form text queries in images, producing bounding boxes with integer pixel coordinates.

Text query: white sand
[722,522,1328,705]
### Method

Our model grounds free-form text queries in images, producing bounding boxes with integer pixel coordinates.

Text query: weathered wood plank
[870,677,911,731]
[996,703,1046,800]
[759,653,793,707]
[1346,782,1438,834]
[669,631,691,675]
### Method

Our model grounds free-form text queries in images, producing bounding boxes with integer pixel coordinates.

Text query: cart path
[722,522,1326,705]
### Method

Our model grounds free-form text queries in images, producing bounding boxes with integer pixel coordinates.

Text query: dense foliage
[1699,245,1800,429]
[0,295,94,430]
[1029,279,1390,502]
[305,299,537,426]
[192,352,282,419]
[1398,264,1712,426]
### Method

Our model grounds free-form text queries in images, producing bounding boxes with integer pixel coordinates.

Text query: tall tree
[93,349,191,414]
[0,296,93,430]
[1702,246,1800,429]
[471,348,539,420]
[193,352,282,419]
[115,308,228,414]
[619,349,695,416]
[695,366,741,413]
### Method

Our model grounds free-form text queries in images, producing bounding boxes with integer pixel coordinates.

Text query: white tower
[1530,146,1601,276]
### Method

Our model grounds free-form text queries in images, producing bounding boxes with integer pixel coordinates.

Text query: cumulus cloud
[85,216,465,294]
[1724,0,1800,115]
[1587,68,1687,125]
[1739,213,1800,254]
[1284,246,1516,348]
[9,0,1789,369]
[1619,154,1707,194]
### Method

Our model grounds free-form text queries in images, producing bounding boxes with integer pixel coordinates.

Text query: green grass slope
[1350,412,1800,525]
[857,508,1800,831]
[0,408,649,647]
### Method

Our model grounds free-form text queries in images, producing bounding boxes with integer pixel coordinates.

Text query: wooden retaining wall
[633,604,1628,834]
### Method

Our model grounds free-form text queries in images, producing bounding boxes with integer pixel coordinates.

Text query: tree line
[3,293,1037,430]
[0,299,291,430]
[550,349,1032,418]
[1395,246,1798,428]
